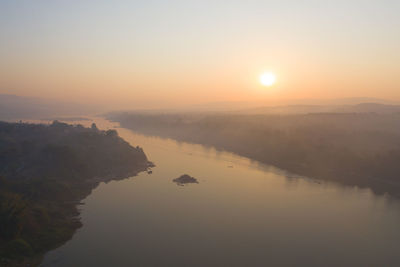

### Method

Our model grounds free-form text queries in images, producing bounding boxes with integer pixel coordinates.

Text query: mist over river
[41,118,400,266]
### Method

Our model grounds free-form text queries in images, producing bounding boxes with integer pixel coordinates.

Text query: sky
[1,0,400,109]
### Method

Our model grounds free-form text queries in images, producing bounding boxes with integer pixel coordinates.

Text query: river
[41,117,400,266]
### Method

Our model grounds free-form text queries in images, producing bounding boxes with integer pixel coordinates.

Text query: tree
[0,192,27,240]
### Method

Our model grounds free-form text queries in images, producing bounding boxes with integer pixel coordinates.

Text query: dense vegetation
[0,120,150,266]
[109,112,400,196]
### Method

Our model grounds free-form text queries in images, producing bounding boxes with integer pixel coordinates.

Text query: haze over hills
[107,100,400,116]
[3,93,400,119]
[189,97,399,112]
[0,94,101,121]
[237,103,400,115]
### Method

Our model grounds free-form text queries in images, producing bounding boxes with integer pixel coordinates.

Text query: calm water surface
[41,118,400,266]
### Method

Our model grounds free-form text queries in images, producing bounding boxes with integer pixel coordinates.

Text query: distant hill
[295,97,398,106]
[189,97,399,112]
[0,94,100,120]
[238,103,400,115]
[334,103,400,114]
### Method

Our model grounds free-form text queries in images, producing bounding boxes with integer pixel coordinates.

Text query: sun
[260,72,276,87]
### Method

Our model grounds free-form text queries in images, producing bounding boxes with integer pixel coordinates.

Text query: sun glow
[260,72,276,87]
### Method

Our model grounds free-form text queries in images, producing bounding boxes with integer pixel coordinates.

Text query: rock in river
[173,174,199,186]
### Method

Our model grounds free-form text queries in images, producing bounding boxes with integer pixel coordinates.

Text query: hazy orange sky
[1,1,400,109]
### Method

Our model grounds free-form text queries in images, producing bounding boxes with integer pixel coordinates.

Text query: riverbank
[0,120,151,266]
[108,112,400,197]
[41,121,400,267]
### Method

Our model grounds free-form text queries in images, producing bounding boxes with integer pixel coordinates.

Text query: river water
[41,118,400,266]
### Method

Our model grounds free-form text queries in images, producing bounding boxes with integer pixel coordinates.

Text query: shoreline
[111,118,400,198]
[5,162,152,267]
[0,120,153,266]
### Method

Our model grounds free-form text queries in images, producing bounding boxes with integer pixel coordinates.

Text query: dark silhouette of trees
[0,120,150,263]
